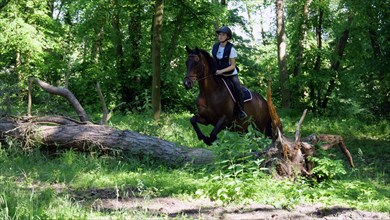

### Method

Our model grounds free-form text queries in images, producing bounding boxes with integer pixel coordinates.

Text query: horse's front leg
[190,115,207,142]
[204,115,228,145]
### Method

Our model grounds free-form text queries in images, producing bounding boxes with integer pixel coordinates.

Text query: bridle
[184,54,213,84]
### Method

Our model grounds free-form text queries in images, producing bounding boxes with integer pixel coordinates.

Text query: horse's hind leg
[190,116,207,142]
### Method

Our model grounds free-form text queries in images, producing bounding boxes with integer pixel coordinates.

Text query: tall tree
[320,20,350,111]
[310,1,324,113]
[151,0,164,119]
[276,0,290,108]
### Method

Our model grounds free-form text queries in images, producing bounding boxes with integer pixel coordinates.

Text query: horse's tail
[267,80,283,139]
[251,91,273,139]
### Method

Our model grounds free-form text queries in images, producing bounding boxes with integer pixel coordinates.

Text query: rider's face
[218,32,228,42]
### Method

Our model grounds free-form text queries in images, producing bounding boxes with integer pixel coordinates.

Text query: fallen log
[0,116,215,166]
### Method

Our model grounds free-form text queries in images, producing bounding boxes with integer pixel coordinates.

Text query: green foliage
[195,124,271,204]
[309,156,346,181]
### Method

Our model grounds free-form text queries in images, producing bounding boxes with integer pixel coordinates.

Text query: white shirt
[211,45,238,75]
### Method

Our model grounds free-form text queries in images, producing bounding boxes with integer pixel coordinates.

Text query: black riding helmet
[216,26,232,40]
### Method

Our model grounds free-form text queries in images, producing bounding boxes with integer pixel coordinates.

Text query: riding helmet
[216,26,232,39]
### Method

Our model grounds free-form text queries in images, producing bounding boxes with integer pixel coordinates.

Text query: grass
[0,110,389,219]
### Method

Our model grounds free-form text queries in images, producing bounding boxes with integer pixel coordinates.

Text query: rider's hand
[216,70,223,75]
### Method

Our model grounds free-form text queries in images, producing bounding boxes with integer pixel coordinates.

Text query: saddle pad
[221,78,252,103]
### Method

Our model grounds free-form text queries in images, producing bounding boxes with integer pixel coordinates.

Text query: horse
[183,46,273,145]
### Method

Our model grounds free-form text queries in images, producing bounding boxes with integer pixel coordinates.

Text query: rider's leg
[230,75,247,119]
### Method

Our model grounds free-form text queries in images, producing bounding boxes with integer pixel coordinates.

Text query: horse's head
[183,46,215,90]
[184,46,202,90]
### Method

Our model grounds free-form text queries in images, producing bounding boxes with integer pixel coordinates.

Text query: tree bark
[276,0,290,108]
[0,117,215,166]
[151,0,164,120]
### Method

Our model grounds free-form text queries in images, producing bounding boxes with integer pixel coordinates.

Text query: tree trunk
[151,0,164,120]
[0,117,214,166]
[320,26,350,111]
[276,0,290,108]
[310,5,323,114]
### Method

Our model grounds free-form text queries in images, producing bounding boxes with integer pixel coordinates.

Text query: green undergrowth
[0,111,389,219]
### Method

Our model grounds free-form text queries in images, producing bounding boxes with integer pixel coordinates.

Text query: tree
[276,0,290,108]
[151,0,164,120]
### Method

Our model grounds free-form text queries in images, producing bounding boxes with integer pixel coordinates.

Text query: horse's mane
[194,48,217,74]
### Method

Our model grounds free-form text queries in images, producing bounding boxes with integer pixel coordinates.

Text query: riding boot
[236,90,247,119]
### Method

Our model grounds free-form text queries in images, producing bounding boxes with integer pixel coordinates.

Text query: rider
[211,26,247,119]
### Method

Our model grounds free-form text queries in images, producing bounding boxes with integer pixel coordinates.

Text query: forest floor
[65,186,390,219]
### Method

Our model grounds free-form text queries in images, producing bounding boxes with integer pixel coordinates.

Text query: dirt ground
[98,197,390,219]
[69,188,390,219]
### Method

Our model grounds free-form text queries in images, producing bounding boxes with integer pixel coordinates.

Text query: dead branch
[96,82,108,125]
[32,78,89,122]
[293,109,307,163]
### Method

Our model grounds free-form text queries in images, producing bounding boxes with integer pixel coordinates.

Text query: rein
[194,74,213,82]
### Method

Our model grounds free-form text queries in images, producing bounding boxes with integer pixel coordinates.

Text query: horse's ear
[185,46,192,54]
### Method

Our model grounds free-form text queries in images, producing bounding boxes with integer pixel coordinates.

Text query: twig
[96,82,108,125]
[293,109,307,163]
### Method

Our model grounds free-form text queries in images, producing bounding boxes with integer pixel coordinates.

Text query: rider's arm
[216,58,236,75]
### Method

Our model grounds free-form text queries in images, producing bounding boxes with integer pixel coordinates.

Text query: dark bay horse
[184,47,272,145]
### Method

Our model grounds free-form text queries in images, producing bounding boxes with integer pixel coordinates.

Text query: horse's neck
[198,54,223,96]
[199,73,222,97]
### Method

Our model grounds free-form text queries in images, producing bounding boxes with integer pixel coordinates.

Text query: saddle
[221,78,252,103]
